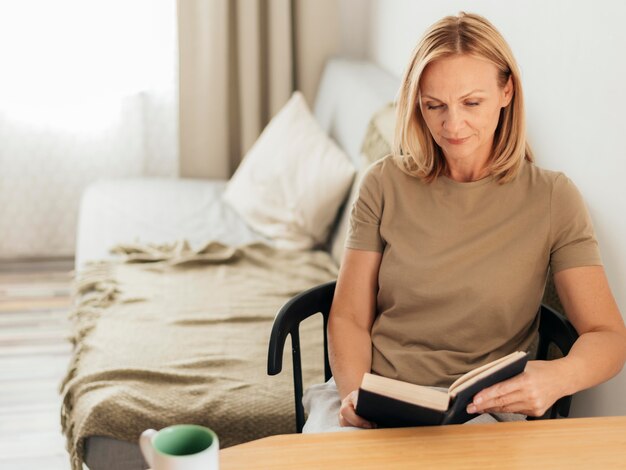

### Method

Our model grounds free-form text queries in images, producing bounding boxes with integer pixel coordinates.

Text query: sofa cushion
[223,91,355,251]
[75,178,272,269]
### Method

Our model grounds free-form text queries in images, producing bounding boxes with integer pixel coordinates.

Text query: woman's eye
[427,104,443,110]
[465,102,480,107]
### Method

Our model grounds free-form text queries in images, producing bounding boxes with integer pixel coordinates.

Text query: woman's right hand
[338,390,376,429]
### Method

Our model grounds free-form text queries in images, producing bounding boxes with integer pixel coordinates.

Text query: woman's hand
[338,390,377,429]
[469,267,626,418]
[466,360,570,417]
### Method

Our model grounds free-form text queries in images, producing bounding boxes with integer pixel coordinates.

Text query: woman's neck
[444,160,491,182]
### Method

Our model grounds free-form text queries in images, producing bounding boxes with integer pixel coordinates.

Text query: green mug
[140,424,219,470]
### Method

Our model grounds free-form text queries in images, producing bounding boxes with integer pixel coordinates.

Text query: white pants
[302,378,526,433]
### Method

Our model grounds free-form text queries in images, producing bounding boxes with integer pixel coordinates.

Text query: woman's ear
[502,76,514,108]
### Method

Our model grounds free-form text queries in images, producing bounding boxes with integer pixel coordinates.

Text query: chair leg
[291,331,305,433]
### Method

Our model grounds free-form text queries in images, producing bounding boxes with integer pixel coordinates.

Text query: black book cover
[356,353,529,428]
[356,388,446,427]
[442,353,529,425]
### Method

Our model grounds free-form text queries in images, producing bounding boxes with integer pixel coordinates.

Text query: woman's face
[419,54,513,168]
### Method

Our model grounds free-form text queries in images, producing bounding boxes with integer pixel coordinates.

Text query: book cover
[355,352,529,427]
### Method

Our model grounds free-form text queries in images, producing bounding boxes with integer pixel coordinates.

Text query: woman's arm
[550,266,626,394]
[469,265,626,416]
[328,248,382,428]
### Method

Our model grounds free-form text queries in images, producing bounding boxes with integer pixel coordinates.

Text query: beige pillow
[360,102,396,165]
[223,91,355,250]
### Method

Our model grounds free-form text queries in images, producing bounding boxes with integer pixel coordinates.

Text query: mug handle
[139,429,158,467]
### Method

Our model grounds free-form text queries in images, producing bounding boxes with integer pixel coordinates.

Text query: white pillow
[223,91,356,250]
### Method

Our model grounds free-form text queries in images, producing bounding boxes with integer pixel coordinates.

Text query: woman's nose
[442,108,464,134]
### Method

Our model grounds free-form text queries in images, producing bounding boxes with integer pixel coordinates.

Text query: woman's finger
[469,389,526,414]
[481,400,528,415]
[339,391,376,429]
[472,373,526,408]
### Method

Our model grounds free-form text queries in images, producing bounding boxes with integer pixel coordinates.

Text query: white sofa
[76,59,398,270]
[73,58,399,470]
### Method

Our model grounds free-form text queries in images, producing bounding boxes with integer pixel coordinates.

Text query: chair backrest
[268,281,579,432]
[533,303,579,419]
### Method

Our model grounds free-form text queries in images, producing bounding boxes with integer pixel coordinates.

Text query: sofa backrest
[312,59,398,264]
[313,59,398,171]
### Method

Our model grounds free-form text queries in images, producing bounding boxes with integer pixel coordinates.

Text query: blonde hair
[393,12,533,183]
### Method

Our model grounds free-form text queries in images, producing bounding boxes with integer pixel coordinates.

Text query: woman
[303,12,626,432]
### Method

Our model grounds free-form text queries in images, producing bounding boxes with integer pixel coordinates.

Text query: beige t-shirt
[346,155,602,387]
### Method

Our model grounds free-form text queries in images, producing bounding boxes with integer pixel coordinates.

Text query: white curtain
[0,0,178,259]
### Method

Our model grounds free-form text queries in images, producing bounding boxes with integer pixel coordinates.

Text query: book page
[448,351,527,397]
[361,373,450,411]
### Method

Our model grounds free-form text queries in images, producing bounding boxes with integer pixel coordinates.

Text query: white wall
[361,0,626,417]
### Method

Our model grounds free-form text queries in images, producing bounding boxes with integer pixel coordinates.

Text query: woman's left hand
[466,360,570,417]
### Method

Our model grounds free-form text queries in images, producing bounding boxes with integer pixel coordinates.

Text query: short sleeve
[345,162,385,252]
[550,174,602,273]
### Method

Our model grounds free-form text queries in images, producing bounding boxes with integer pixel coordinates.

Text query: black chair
[267,280,579,432]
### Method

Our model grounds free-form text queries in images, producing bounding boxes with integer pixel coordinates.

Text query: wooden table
[220,416,626,469]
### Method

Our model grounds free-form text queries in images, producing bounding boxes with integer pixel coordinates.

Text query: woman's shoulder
[518,161,589,211]
[356,155,425,206]
[520,160,571,189]
[361,154,413,183]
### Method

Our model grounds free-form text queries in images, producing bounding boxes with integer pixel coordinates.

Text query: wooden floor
[0,258,74,470]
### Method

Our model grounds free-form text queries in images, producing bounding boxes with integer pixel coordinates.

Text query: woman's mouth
[444,136,470,145]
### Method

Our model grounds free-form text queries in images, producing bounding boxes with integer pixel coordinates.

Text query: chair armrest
[267,280,336,376]
[267,280,336,433]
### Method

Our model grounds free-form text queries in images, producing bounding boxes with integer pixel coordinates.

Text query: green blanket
[60,241,338,470]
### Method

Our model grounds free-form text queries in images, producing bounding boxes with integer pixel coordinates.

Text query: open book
[355,351,529,427]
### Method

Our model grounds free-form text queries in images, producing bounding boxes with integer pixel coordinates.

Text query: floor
[0,258,74,470]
